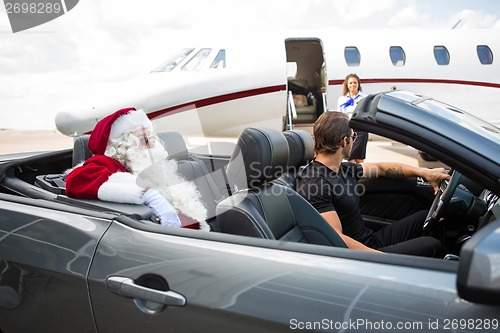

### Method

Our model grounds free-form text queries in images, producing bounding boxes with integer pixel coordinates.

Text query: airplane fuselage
[55,29,500,143]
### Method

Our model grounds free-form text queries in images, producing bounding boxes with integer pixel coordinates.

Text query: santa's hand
[141,189,181,228]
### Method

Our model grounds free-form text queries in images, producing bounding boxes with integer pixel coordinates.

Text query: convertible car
[0,91,499,332]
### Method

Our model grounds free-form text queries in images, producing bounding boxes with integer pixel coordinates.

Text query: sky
[1,0,500,130]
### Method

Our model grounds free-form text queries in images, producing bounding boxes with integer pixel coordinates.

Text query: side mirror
[457,220,500,305]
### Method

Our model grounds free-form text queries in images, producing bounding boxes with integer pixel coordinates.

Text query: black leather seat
[216,127,346,247]
[72,135,91,166]
[158,131,225,221]
[273,129,314,190]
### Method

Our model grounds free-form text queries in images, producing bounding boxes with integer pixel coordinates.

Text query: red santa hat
[88,107,154,155]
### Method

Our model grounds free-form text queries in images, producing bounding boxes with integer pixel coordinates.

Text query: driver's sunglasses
[350,132,358,143]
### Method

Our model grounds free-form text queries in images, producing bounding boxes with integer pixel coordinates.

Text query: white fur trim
[97,172,144,204]
[109,109,153,139]
[199,221,211,231]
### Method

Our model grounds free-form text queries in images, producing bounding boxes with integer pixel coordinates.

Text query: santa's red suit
[66,155,141,202]
[65,107,206,230]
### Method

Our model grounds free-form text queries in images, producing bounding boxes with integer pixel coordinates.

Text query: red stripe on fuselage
[147,78,499,119]
[329,78,500,88]
[148,84,287,119]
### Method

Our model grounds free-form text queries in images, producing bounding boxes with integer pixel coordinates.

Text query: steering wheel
[423,169,461,232]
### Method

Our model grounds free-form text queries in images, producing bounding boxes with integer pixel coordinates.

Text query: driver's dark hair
[313,111,351,154]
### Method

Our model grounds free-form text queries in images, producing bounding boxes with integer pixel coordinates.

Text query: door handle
[106,276,186,307]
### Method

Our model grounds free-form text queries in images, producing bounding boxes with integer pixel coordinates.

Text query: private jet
[55,28,500,147]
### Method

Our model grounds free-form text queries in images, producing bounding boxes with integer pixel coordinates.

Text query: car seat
[273,129,314,190]
[157,131,225,222]
[216,127,346,247]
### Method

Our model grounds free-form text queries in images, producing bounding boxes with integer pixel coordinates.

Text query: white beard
[135,157,208,224]
[125,144,168,174]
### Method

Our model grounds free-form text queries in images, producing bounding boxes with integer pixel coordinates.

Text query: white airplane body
[56,29,500,145]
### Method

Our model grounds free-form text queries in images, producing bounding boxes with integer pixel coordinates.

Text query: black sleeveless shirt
[297,161,374,245]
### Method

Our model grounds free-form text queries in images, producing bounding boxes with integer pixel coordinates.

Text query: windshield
[151,48,226,72]
[387,91,500,143]
[181,48,212,71]
[151,48,195,72]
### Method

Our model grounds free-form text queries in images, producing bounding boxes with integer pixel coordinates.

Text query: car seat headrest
[226,127,289,190]
[283,130,314,168]
[157,130,189,161]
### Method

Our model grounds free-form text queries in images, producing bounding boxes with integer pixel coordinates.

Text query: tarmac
[0,129,73,154]
[0,129,445,169]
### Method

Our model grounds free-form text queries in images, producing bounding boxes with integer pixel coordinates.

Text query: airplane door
[285,38,327,128]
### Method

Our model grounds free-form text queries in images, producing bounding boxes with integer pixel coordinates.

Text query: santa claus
[65,107,209,230]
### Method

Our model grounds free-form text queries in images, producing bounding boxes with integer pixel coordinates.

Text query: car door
[0,195,110,333]
[359,176,435,229]
[88,220,499,333]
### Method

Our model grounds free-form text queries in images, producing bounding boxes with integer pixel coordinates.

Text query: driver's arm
[360,162,450,193]
[320,211,382,253]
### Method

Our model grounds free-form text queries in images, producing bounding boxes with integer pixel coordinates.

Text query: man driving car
[297,111,450,257]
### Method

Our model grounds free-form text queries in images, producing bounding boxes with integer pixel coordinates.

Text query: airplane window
[389,46,406,66]
[210,49,226,69]
[433,46,450,65]
[344,47,360,66]
[151,48,195,72]
[477,45,493,65]
[182,48,212,71]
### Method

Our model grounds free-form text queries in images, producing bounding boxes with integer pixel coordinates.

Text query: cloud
[1,0,499,130]
[388,6,431,28]
[0,33,80,74]
[452,9,500,29]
